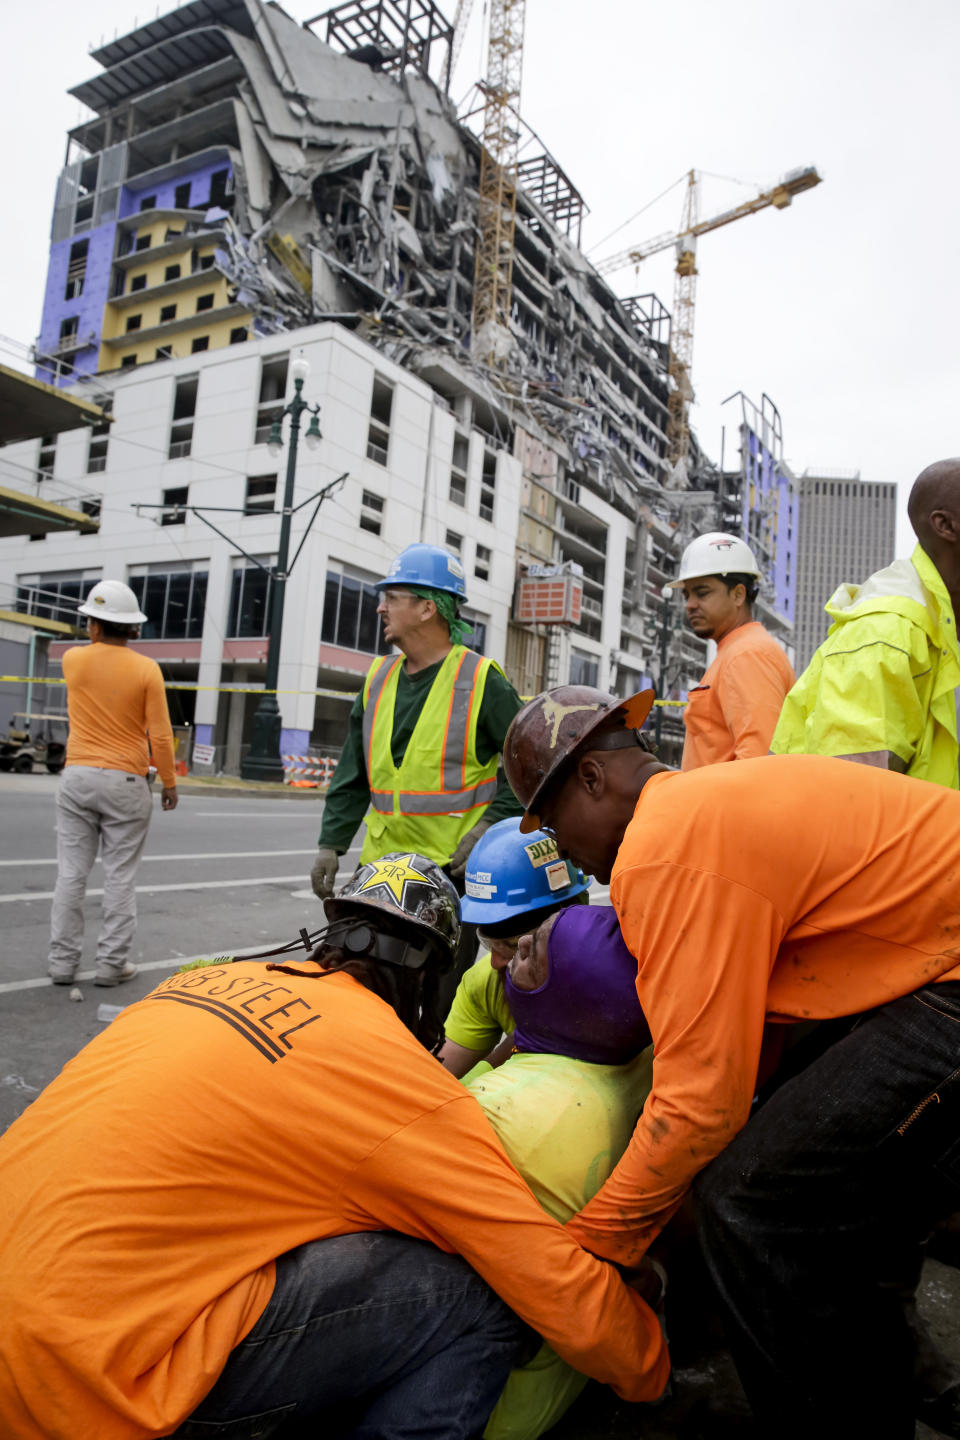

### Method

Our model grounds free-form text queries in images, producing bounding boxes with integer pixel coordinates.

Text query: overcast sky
[3,0,957,554]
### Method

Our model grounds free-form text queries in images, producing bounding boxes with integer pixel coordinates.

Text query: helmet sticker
[540,698,606,749]
[465,877,497,899]
[544,859,572,892]
[523,836,560,869]
[447,556,464,578]
[355,854,432,906]
[709,539,736,551]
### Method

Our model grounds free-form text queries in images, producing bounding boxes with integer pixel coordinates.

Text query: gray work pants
[48,766,153,980]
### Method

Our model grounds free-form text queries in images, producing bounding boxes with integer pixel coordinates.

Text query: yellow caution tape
[2,677,689,706]
[0,676,358,699]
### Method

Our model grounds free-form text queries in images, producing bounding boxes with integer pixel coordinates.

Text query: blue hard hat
[460,816,590,925]
[375,543,468,600]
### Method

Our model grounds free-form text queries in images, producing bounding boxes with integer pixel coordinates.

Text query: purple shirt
[504,905,651,1064]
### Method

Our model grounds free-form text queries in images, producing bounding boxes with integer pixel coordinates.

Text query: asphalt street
[1,772,957,1438]
[0,772,359,1132]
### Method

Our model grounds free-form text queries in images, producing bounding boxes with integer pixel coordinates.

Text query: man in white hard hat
[48,580,178,988]
[668,531,794,770]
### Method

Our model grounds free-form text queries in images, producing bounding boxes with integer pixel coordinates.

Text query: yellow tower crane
[471,0,527,366]
[597,165,822,479]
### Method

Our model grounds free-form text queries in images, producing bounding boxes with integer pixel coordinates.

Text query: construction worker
[438,815,591,1077]
[668,531,794,769]
[310,542,523,989]
[502,685,960,1440]
[0,852,668,1439]
[48,579,177,988]
[772,457,960,782]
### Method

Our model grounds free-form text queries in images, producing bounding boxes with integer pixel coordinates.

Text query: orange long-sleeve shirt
[63,641,176,789]
[681,620,795,770]
[0,967,667,1440]
[565,755,960,1268]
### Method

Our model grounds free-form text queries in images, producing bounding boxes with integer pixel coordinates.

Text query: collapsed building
[14,0,796,761]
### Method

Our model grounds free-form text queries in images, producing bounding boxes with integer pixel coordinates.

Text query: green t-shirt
[468,1050,654,1440]
[444,954,514,1053]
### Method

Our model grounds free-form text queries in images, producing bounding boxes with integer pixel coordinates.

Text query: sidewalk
[0,769,326,801]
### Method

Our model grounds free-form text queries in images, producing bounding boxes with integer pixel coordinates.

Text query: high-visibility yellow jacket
[771,545,960,787]
[360,645,502,864]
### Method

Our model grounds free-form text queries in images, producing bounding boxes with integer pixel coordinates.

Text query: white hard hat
[77,579,148,625]
[667,532,762,588]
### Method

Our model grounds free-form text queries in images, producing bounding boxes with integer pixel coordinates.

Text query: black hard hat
[324,852,460,971]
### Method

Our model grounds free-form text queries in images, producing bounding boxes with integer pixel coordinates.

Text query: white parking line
[193,811,320,818]
[0,943,289,995]
[0,875,309,904]
[0,850,316,868]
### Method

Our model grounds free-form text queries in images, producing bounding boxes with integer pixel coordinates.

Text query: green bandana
[410,586,472,645]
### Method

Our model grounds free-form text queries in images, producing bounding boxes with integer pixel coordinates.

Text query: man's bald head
[907,459,960,551]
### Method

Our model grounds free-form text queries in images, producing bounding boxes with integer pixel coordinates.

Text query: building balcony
[100,300,248,354]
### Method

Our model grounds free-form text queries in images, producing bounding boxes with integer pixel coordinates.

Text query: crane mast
[597,165,822,477]
[472,0,526,366]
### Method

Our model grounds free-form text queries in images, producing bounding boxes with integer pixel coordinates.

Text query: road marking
[0,875,310,904]
[193,811,319,818]
[0,943,287,995]
[0,850,316,868]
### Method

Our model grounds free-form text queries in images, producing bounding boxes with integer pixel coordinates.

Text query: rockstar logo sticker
[355,854,432,906]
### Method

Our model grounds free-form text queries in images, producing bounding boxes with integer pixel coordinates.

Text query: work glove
[448,820,492,880]
[310,847,339,900]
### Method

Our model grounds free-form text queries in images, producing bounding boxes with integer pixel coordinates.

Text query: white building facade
[1,323,646,771]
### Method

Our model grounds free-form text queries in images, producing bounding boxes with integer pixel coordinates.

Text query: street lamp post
[241,355,322,782]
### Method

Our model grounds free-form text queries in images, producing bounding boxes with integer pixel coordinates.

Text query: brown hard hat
[504,685,655,833]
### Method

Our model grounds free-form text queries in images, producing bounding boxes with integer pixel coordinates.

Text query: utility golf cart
[0,712,68,774]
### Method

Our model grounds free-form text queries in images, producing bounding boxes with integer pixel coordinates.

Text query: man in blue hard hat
[310,546,524,960]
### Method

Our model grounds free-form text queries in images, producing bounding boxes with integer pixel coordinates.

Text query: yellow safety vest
[360,645,501,865]
[772,545,960,787]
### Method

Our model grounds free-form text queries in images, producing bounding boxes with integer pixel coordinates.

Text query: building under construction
[6,0,796,761]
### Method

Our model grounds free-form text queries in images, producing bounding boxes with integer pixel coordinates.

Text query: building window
[128,566,207,639]
[449,432,468,505]
[360,490,384,536]
[198,254,215,270]
[191,336,209,353]
[168,375,198,459]
[135,233,152,251]
[196,293,215,312]
[16,571,100,626]
[366,377,393,465]
[160,304,177,323]
[475,543,491,582]
[86,423,109,474]
[228,561,275,637]
[161,486,189,526]
[254,355,288,443]
[125,315,142,333]
[174,181,191,208]
[38,435,56,481]
[120,355,137,369]
[130,274,147,292]
[229,326,247,344]
[59,316,79,343]
[164,228,183,243]
[139,195,157,212]
[208,168,230,206]
[164,264,181,282]
[479,448,496,522]
[155,346,173,361]
[445,528,462,554]
[322,564,390,655]
[461,608,487,653]
[65,239,88,300]
[244,474,277,515]
[569,650,599,687]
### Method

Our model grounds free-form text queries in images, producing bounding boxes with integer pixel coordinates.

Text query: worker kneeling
[0,853,667,1440]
